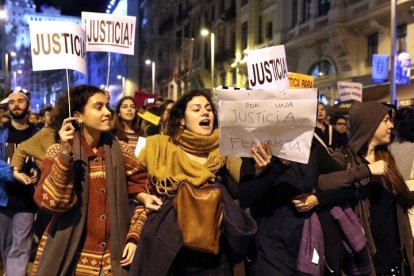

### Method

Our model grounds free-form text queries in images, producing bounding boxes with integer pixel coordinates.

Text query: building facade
[140,0,414,106]
[0,0,131,110]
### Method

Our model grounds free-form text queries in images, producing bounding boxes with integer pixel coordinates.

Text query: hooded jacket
[319,102,413,275]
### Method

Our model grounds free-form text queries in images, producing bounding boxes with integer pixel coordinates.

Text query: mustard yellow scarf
[138,129,226,195]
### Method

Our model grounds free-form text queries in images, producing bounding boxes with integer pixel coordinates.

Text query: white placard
[134,137,146,157]
[337,81,363,102]
[29,21,87,75]
[246,45,289,89]
[217,88,317,164]
[82,12,136,55]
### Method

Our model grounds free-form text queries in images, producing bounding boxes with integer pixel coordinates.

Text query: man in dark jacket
[0,89,39,276]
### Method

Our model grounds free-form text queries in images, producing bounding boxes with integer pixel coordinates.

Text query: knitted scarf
[139,129,226,195]
[35,133,130,276]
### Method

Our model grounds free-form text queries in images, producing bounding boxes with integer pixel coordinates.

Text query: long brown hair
[112,96,141,142]
[375,145,414,209]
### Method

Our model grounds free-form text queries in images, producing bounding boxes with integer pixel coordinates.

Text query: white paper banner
[29,21,87,75]
[337,81,363,102]
[217,88,318,164]
[82,12,136,55]
[246,45,289,90]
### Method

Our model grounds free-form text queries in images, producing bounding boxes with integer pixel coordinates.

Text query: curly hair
[112,96,141,142]
[49,85,105,140]
[394,107,414,143]
[166,90,217,138]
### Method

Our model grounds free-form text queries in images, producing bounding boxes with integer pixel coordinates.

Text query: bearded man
[0,89,39,276]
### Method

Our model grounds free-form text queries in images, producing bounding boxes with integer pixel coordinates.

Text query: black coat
[239,142,342,275]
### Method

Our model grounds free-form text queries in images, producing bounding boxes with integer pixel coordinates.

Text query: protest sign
[82,12,136,55]
[217,88,317,164]
[288,72,314,88]
[138,111,160,126]
[134,137,146,157]
[337,81,363,102]
[29,21,87,75]
[246,45,289,89]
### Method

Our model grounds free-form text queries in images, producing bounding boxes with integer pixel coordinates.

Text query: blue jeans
[0,208,34,276]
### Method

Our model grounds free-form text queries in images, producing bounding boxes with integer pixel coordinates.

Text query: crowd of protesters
[0,85,414,276]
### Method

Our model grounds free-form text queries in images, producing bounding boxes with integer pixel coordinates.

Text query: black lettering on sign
[32,32,86,58]
[249,57,288,87]
[86,19,133,47]
[229,137,301,152]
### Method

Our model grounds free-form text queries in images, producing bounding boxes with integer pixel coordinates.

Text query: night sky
[34,0,108,16]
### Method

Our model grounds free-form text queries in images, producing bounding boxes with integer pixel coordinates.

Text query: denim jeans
[0,208,34,276]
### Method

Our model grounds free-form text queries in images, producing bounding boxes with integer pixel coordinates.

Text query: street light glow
[0,10,7,20]
[9,51,16,57]
[117,75,122,80]
[17,69,22,74]
[145,59,151,65]
[200,29,210,37]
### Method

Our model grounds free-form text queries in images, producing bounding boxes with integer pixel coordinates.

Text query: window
[367,32,378,66]
[241,0,248,7]
[242,21,248,49]
[231,32,235,53]
[221,71,226,86]
[318,0,330,16]
[302,0,311,22]
[397,24,407,51]
[292,0,298,28]
[232,69,237,85]
[258,16,263,44]
[309,60,336,79]
[266,21,273,40]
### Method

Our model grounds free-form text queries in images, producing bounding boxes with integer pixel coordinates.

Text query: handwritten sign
[288,72,314,88]
[246,45,289,89]
[217,88,318,164]
[337,81,362,102]
[138,111,160,126]
[29,21,87,75]
[82,12,136,55]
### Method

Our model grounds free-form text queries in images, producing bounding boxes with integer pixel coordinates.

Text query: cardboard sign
[337,81,363,102]
[138,111,160,126]
[288,72,314,88]
[217,88,317,164]
[82,12,136,55]
[246,45,289,89]
[29,21,87,75]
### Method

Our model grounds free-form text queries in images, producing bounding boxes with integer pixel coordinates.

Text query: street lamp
[13,69,22,87]
[0,9,7,20]
[145,59,156,94]
[201,28,215,98]
[117,74,125,94]
[4,51,16,93]
[390,0,397,106]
